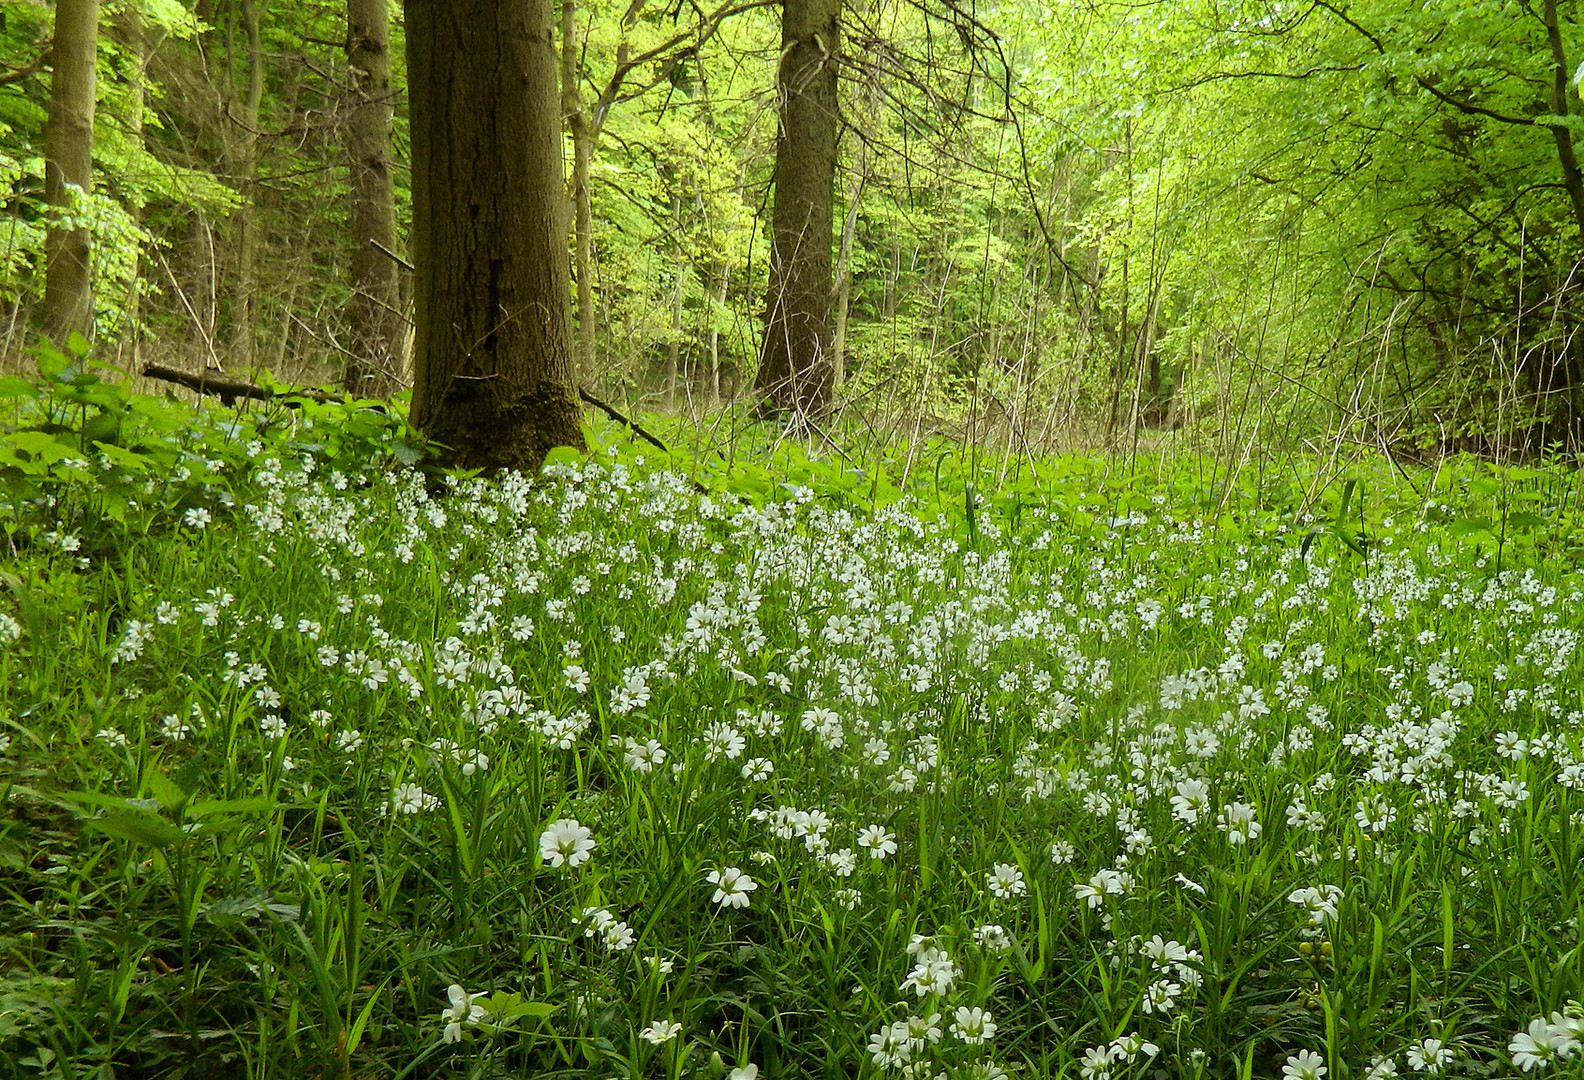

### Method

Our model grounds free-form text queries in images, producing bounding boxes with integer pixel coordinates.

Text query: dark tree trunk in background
[756,0,840,418]
[43,0,101,344]
[404,0,586,472]
[344,0,405,395]
[1541,0,1584,438]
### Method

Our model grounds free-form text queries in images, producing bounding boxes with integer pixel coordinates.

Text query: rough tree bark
[755,0,840,418]
[560,0,597,381]
[43,0,100,344]
[344,0,405,395]
[404,0,586,473]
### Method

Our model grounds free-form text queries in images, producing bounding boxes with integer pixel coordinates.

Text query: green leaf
[4,431,75,465]
[390,440,425,466]
[203,894,271,926]
[91,442,151,473]
[82,810,185,849]
[186,795,279,818]
[0,377,40,400]
[147,772,190,813]
[541,446,583,470]
[1448,517,1493,538]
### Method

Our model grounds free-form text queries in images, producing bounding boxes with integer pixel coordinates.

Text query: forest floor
[1,367,1582,1079]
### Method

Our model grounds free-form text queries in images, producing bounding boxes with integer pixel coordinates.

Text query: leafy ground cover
[1,359,1583,1079]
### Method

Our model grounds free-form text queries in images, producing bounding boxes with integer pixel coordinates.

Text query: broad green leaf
[82,811,185,849]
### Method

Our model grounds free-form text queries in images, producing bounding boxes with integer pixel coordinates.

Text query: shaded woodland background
[6,0,1584,456]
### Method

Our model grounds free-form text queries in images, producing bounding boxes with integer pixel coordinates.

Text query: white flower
[439,984,490,1043]
[974,924,1012,951]
[640,1019,681,1044]
[1111,1031,1159,1062]
[1405,1038,1452,1073]
[1079,1045,1112,1080]
[729,1066,759,1080]
[1364,1055,1398,1080]
[1288,884,1342,927]
[624,737,667,773]
[857,824,897,859]
[1217,801,1262,844]
[1142,935,1188,968]
[1511,1019,1561,1072]
[707,866,758,908]
[900,954,959,997]
[950,1006,996,1044]
[391,783,427,815]
[902,1011,943,1051]
[703,722,746,761]
[539,818,596,868]
[825,848,857,876]
[1049,838,1076,864]
[1284,1049,1326,1080]
[1075,869,1128,908]
[868,1022,911,1067]
[182,506,211,528]
[986,863,1026,898]
[1140,978,1180,1014]
[1510,1015,1580,1071]
[1171,778,1211,824]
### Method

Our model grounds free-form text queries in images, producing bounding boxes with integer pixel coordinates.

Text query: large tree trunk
[560,0,597,382]
[755,0,840,418]
[43,0,101,345]
[344,0,405,396]
[404,0,586,473]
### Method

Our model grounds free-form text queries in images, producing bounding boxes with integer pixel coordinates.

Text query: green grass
[1,364,1583,1079]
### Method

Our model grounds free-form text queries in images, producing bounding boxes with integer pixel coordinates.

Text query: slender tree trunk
[831,169,862,393]
[665,196,682,408]
[833,64,879,395]
[344,0,405,395]
[227,0,265,369]
[108,3,147,367]
[756,0,840,418]
[43,0,100,345]
[404,0,586,473]
[709,266,727,404]
[561,0,597,381]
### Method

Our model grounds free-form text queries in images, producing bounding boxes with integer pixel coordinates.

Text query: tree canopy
[2,0,1582,453]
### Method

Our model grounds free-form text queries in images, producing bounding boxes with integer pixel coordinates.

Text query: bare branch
[1415,76,1537,127]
